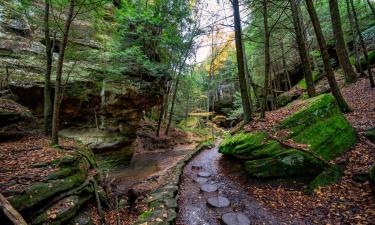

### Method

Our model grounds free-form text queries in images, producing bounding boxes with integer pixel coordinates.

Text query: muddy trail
[177,142,305,225]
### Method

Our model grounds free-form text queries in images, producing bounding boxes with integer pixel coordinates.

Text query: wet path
[177,143,281,225]
[111,144,196,195]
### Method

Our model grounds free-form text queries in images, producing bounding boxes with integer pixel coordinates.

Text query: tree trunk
[232,0,252,123]
[345,0,365,76]
[305,0,352,112]
[51,0,75,145]
[156,96,165,136]
[163,82,172,122]
[366,0,375,18]
[350,0,375,88]
[0,193,28,225]
[185,91,190,126]
[289,0,316,97]
[281,41,291,90]
[243,42,253,112]
[165,74,180,135]
[260,0,271,119]
[329,0,357,84]
[43,0,52,136]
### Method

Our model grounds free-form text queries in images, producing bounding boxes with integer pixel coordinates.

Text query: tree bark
[156,96,165,136]
[232,0,252,123]
[260,0,271,119]
[345,0,365,76]
[281,41,291,90]
[349,0,375,88]
[305,0,352,112]
[43,0,53,136]
[51,0,75,145]
[0,193,28,225]
[289,0,316,97]
[165,74,180,135]
[329,0,357,84]
[366,0,375,18]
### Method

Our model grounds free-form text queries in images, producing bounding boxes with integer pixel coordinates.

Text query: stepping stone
[191,165,203,170]
[200,184,218,193]
[222,213,250,225]
[195,177,208,183]
[198,171,211,177]
[207,196,230,208]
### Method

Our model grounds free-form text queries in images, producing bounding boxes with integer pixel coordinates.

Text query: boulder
[219,94,357,181]
[276,87,303,107]
[0,98,33,127]
[60,128,133,169]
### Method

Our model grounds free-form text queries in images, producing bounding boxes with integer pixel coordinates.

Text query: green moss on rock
[218,94,357,187]
[32,185,93,225]
[279,94,356,160]
[10,166,87,213]
[307,166,343,191]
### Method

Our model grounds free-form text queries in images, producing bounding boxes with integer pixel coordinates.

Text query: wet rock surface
[222,213,250,225]
[200,184,218,193]
[207,196,230,208]
[177,144,281,225]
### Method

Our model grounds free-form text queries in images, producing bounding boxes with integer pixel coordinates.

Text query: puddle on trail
[110,144,196,194]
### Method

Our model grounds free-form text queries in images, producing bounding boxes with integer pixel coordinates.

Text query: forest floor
[178,77,375,224]
[0,134,76,198]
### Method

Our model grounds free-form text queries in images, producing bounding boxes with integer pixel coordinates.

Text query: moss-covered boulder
[219,94,357,180]
[6,151,96,224]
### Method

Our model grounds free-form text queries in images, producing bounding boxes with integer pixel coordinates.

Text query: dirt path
[177,142,287,225]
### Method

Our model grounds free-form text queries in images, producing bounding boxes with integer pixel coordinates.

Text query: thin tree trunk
[232,0,252,123]
[350,0,375,88]
[345,0,365,76]
[289,0,316,97]
[43,0,53,136]
[243,41,253,112]
[163,82,172,121]
[185,91,190,127]
[329,0,357,84]
[156,96,165,136]
[305,0,352,112]
[165,74,181,135]
[281,41,291,90]
[51,0,75,145]
[366,0,375,18]
[261,0,271,118]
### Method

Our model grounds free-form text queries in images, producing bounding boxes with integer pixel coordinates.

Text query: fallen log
[0,193,28,225]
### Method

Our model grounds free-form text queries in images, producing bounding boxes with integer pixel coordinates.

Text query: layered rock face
[219,94,357,188]
[0,1,167,168]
